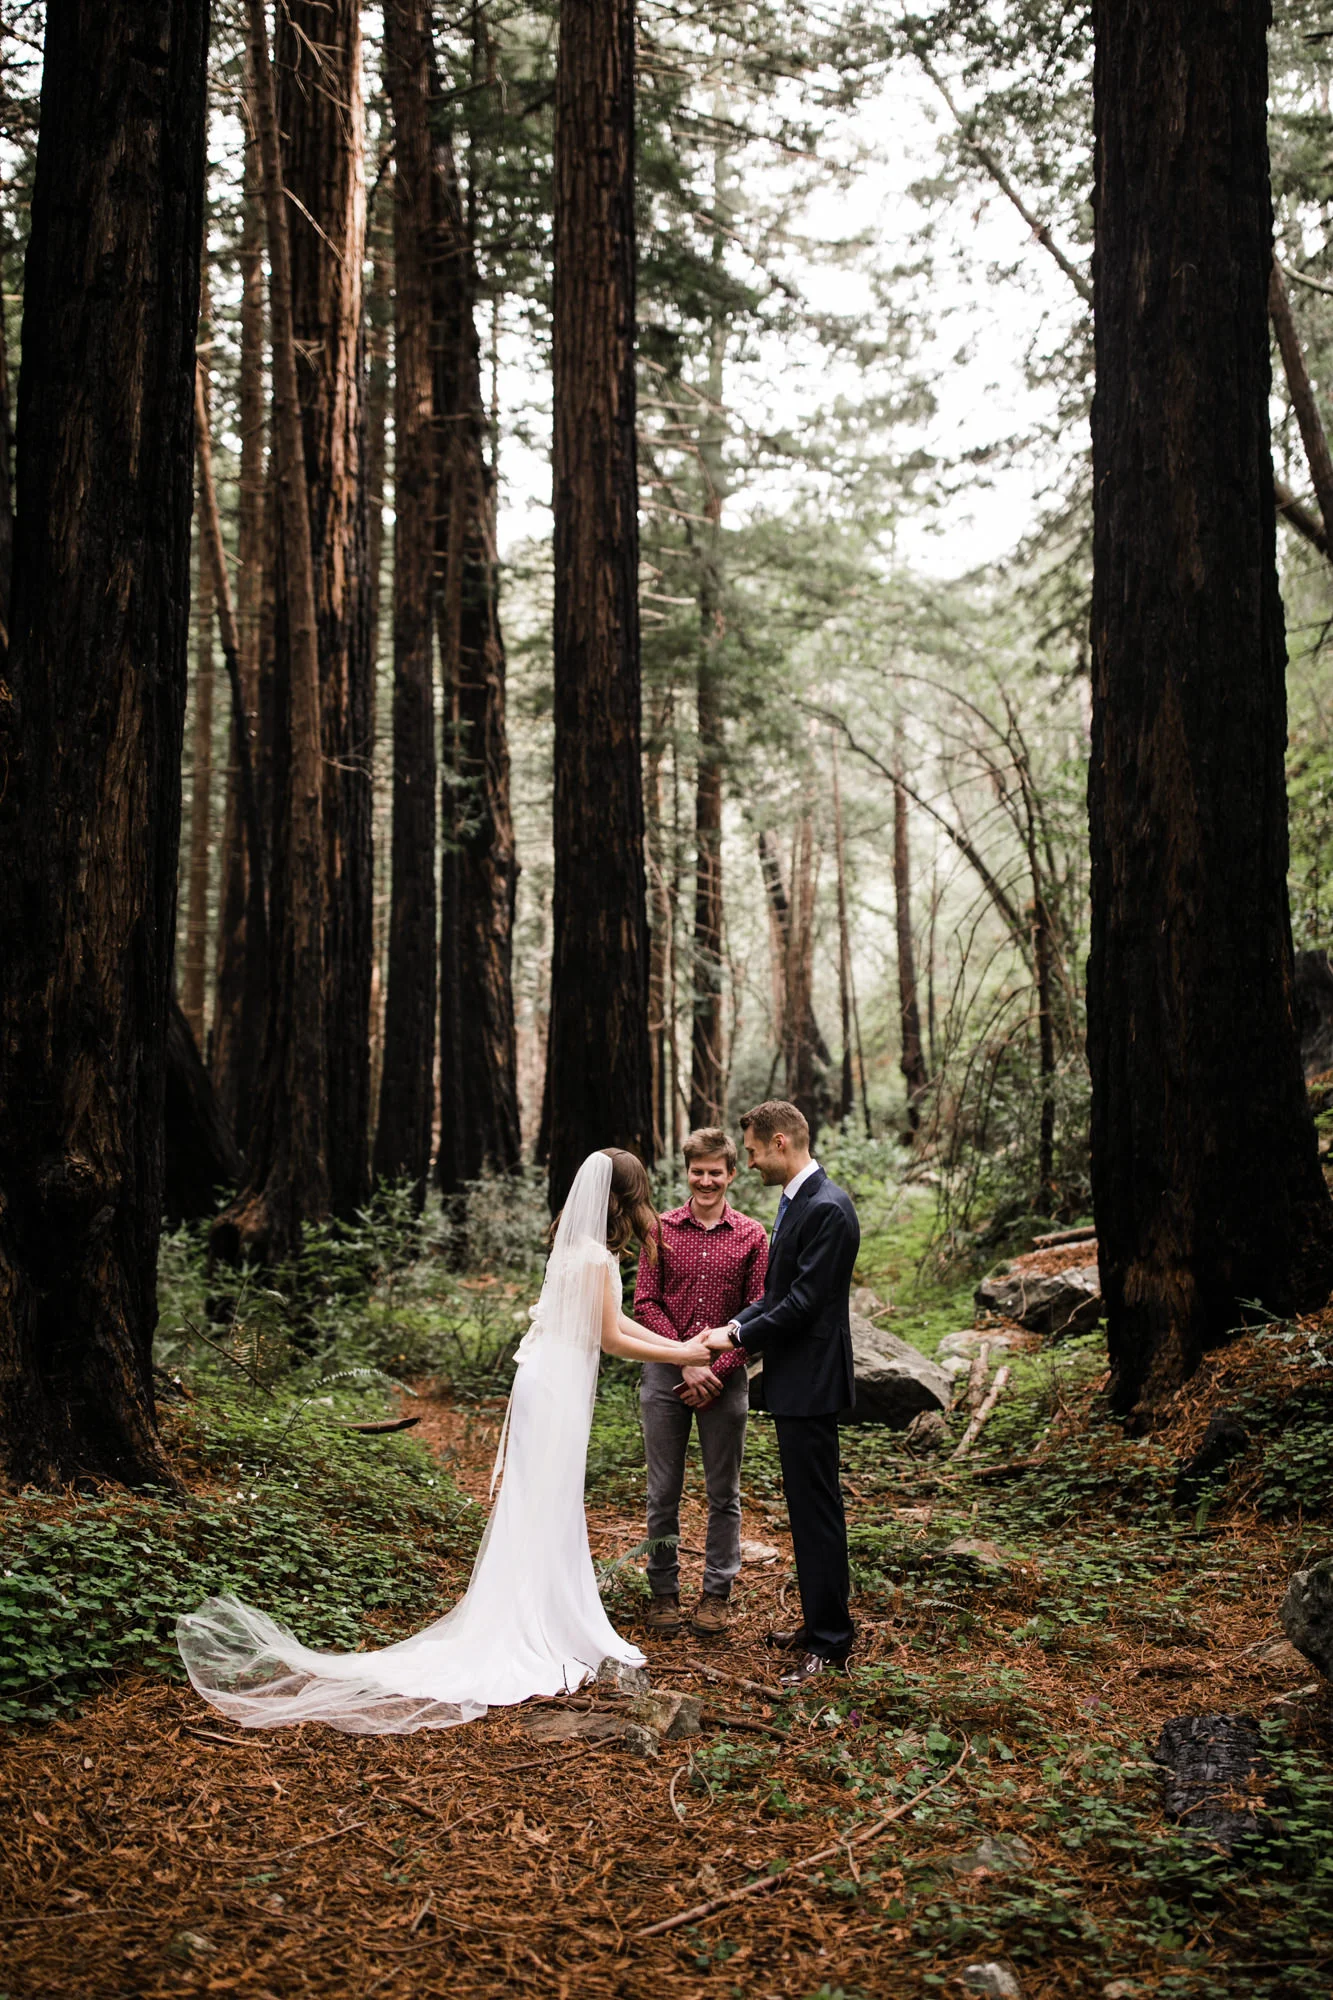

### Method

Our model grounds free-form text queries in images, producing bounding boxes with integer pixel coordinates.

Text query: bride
[177,1149,708,1734]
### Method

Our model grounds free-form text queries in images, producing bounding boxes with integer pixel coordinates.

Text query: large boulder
[846,1314,953,1426]
[974,1263,1102,1340]
[1281,1558,1333,1679]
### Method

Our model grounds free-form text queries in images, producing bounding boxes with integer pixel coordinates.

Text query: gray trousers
[640,1361,749,1599]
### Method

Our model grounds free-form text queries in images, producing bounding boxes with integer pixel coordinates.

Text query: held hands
[675,1336,714,1368]
[701,1326,736,1354]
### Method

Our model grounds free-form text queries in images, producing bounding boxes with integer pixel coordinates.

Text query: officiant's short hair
[740,1100,809,1147]
[683,1126,737,1170]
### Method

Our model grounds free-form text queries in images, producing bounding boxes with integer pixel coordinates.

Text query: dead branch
[950,1365,1011,1461]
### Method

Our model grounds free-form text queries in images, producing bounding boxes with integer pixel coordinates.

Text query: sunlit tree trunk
[0,0,208,1486]
[546,0,653,1207]
[374,0,438,1202]
[212,91,268,1150]
[1088,0,1333,1421]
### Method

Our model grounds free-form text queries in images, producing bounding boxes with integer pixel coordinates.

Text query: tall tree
[688,246,728,1130]
[434,70,521,1197]
[215,0,330,1266]
[277,0,374,1221]
[181,264,215,1049]
[546,0,653,1207]
[213,87,268,1153]
[1088,0,1333,1422]
[892,728,928,1133]
[373,0,438,1200]
[0,0,208,1485]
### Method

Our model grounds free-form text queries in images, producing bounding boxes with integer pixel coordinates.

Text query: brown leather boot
[689,1591,731,1637]
[644,1593,683,1637]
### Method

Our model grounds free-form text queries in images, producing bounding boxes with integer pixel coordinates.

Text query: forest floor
[3,1220,1332,2000]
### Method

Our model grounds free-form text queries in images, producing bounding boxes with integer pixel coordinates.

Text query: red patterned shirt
[634,1202,769,1382]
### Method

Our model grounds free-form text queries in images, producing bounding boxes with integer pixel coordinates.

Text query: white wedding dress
[176,1153,645,1733]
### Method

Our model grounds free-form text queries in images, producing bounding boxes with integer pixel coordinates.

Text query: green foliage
[0,1381,480,1728]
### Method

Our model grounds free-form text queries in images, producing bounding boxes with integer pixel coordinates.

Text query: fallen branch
[1030,1225,1096,1249]
[950,1366,1011,1461]
[635,1742,971,1938]
[701,1708,788,1742]
[686,1658,785,1703]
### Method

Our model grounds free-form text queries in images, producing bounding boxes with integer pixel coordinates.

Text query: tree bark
[0,0,208,1487]
[214,0,330,1268]
[182,266,215,1048]
[892,732,928,1133]
[373,0,438,1201]
[0,258,13,655]
[212,89,268,1151]
[277,0,373,1220]
[832,747,854,1128]
[1088,0,1333,1423]
[646,690,673,1156]
[1268,260,1333,544]
[546,0,653,1208]
[758,826,832,1135]
[689,298,728,1130]
[433,67,522,1196]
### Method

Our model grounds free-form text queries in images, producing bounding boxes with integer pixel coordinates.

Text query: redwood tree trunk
[182,276,215,1048]
[434,84,521,1196]
[373,0,438,1200]
[892,737,928,1131]
[0,0,207,1486]
[1088,0,1333,1422]
[546,0,652,1207]
[214,0,330,1268]
[213,94,268,1153]
[278,0,373,1219]
[689,659,725,1127]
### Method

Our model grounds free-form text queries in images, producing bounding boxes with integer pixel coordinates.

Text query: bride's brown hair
[549,1148,659,1260]
[602,1147,659,1261]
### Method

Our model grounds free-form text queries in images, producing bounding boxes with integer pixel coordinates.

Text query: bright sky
[494,63,1085,581]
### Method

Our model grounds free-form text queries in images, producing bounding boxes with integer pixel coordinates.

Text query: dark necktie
[771,1192,790,1246]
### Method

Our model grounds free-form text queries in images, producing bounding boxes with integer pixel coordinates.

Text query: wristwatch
[725,1321,743,1349]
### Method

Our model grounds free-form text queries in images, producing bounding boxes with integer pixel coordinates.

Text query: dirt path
[1,1383,1320,2000]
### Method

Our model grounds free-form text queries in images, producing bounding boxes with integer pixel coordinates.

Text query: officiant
[633,1128,768,1639]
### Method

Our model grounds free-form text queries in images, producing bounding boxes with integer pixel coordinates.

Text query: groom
[704,1100,859,1686]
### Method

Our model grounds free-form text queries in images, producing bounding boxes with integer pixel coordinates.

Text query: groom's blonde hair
[683,1126,737,1169]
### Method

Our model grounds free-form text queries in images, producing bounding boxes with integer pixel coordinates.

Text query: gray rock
[948,1832,1033,1876]
[851,1286,886,1318]
[1281,1558,1333,1679]
[904,1408,949,1454]
[846,1314,953,1426]
[974,1264,1102,1340]
[962,1965,1023,1999]
[621,1723,661,1758]
[596,1657,650,1693]
[628,1690,702,1740]
[938,1328,1019,1359]
[937,1536,1009,1575]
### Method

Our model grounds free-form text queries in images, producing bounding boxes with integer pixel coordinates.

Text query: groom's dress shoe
[780,1651,849,1689]
[765,1627,809,1652]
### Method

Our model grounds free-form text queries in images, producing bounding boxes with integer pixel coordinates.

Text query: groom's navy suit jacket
[735,1167,859,1418]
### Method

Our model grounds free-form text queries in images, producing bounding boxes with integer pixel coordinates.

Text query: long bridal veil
[176,1151,644,1733]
